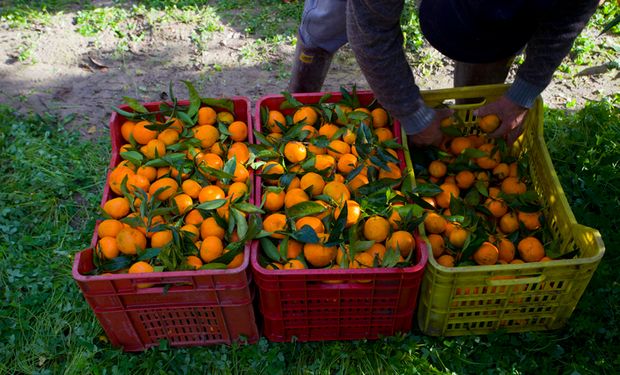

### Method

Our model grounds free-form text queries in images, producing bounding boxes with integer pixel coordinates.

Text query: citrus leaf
[201,98,234,113]
[122,96,149,114]
[200,263,228,270]
[196,199,227,210]
[120,151,144,166]
[260,237,283,263]
[286,201,326,220]
[291,225,320,244]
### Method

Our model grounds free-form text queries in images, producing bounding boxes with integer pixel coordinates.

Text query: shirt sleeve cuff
[398,102,435,135]
[506,78,546,108]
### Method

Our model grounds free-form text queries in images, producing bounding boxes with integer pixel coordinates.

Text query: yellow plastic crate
[404,84,605,336]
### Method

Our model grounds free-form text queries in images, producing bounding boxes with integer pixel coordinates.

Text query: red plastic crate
[73,97,259,351]
[251,91,428,342]
[251,240,428,342]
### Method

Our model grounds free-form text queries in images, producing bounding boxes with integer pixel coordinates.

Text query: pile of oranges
[94,98,259,274]
[253,94,420,271]
[416,114,552,267]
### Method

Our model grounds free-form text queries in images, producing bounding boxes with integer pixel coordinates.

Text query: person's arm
[478,0,598,143]
[346,0,438,141]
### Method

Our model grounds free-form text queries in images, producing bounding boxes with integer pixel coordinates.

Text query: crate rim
[72,241,252,283]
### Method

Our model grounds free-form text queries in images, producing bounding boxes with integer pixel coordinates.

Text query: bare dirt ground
[1,11,618,138]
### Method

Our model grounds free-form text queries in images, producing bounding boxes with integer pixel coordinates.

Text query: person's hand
[407,108,453,149]
[474,95,529,144]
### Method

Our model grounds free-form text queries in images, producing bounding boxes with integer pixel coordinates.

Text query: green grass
[1,96,619,373]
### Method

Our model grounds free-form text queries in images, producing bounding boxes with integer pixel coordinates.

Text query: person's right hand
[407,108,453,148]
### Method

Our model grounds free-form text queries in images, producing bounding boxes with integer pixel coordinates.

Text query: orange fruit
[181,179,202,199]
[284,188,309,209]
[455,170,475,189]
[492,163,510,180]
[200,236,224,263]
[363,216,390,242]
[342,128,356,144]
[437,254,455,267]
[198,106,217,126]
[198,185,226,203]
[295,216,325,234]
[501,177,527,195]
[318,123,340,139]
[149,177,179,201]
[473,241,499,265]
[228,121,248,142]
[337,153,358,174]
[280,238,303,259]
[301,125,318,139]
[386,231,415,257]
[210,142,225,157]
[227,142,250,164]
[132,121,158,145]
[193,125,219,149]
[314,154,336,171]
[98,219,124,238]
[108,165,135,195]
[449,137,473,156]
[225,250,244,269]
[180,224,200,242]
[333,200,361,228]
[136,165,157,183]
[293,106,318,126]
[128,261,154,274]
[264,213,288,239]
[428,160,447,178]
[371,107,388,128]
[283,259,305,270]
[352,252,375,268]
[424,212,447,234]
[327,140,350,159]
[216,111,234,125]
[184,209,204,226]
[266,110,286,133]
[517,236,545,262]
[348,173,369,192]
[200,217,225,240]
[227,181,248,201]
[263,189,286,212]
[508,162,519,178]
[478,114,501,133]
[498,238,516,263]
[298,172,325,197]
[232,162,249,183]
[303,238,337,267]
[150,230,173,248]
[476,143,501,170]
[284,141,307,163]
[388,203,403,230]
[116,227,147,255]
[448,228,468,248]
[374,127,393,143]
[121,121,136,142]
[323,181,351,203]
[378,162,402,180]
[261,161,285,182]
[172,193,193,215]
[142,139,166,160]
[366,243,387,262]
[307,143,326,155]
[103,197,130,219]
[436,183,460,209]
[485,198,508,218]
[186,255,203,270]
[97,236,120,259]
[499,212,519,234]
[518,210,542,230]
[427,234,445,258]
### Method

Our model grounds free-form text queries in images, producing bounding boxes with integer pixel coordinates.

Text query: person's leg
[453,57,514,88]
[288,0,348,93]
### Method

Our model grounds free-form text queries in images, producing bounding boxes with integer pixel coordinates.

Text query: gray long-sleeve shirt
[346,0,599,135]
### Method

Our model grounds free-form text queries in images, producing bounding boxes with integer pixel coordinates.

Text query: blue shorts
[298,0,348,53]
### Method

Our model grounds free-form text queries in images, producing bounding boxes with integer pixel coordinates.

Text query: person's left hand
[406,108,453,149]
[474,95,529,144]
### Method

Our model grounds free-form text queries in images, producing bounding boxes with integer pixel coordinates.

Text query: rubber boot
[453,57,514,104]
[288,37,334,93]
